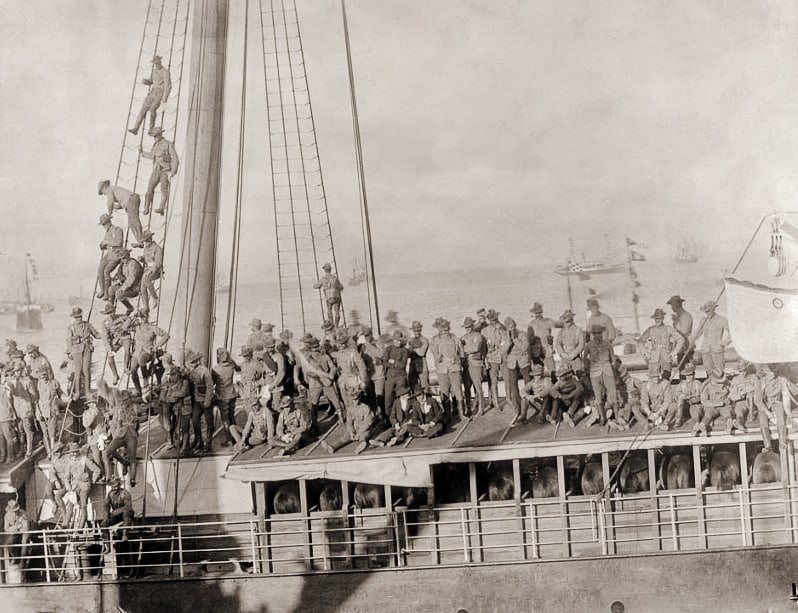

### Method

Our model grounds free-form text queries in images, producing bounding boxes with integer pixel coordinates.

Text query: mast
[625,239,640,335]
[172,0,229,362]
[23,259,31,306]
[342,0,381,333]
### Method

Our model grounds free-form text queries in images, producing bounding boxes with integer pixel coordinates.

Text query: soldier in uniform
[518,364,553,426]
[300,337,343,431]
[108,249,143,314]
[431,319,466,421]
[103,477,133,543]
[0,375,16,463]
[129,310,169,398]
[752,364,796,452]
[98,180,145,243]
[63,442,102,529]
[128,54,172,136]
[237,345,267,422]
[34,369,64,457]
[554,310,585,376]
[313,263,344,328]
[139,230,163,311]
[139,126,180,215]
[3,500,30,567]
[25,344,54,388]
[212,347,240,446]
[186,351,214,451]
[97,213,125,301]
[382,330,411,416]
[406,391,446,439]
[158,354,190,450]
[695,368,740,436]
[666,295,693,366]
[482,309,508,412]
[582,324,617,428]
[728,360,757,428]
[246,319,269,354]
[695,301,730,377]
[370,382,416,447]
[232,395,271,452]
[98,379,139,486]
[407,321,430,395]
[474,308,489,333]
[261,337,286,413]
[503,317,530,417]
[333,331,368,410]
[551,366,585,427]
[638,308,684,378]
[674,362,703,428]
[271,396,311,456]
[461,317,486,416]
[66,306,100,399]
[361,327,386,415]
[586,299,616,343]
[100,310,134,386]
[527,302,557,375]
[640,371,677,431]
[321,391,376,455]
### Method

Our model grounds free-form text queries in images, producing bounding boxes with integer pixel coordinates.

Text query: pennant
[724,277,798,362]
[577,273,591,281]
[25,253,39,281]
[630,250,646,262]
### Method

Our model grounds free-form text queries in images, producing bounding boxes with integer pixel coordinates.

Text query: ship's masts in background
[173,0,229,362]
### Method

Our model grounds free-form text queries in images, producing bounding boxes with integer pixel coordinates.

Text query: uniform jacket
[67,321,100,355]
[188,364,214,406]
[503,330,530,370]
[143,241,164,270]
[143,138,179,174]
[700,379,730,409]
[387,396,417,428]
[639,323,684,357]
[117,258,143,291]
[28,354,54,382]
[641,379,674,413]
[523,376,553,400]
[672,310,693,338]
[551,376,584,401]
[160,366,190,403]
[212,359,239,401]
[430,332,464,374]
[482,323,509,365]
[105,185,136,214]
[698,314,730,353]
[584,338,614,376]
[586,312,616,342]
[239,358,267,398]
[407,397,444,427]
[408,336,429,373]
[346,402,375,440]
[11,376,38,418]
[554,323,585,362]
[276,407,310,441]
[133,322,166,354]
[101,224,124,252]
[313,273,343,303]
[461,330,486,363]
[382,346,411,378]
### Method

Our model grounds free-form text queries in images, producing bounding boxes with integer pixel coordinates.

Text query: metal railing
[1,483,796,584]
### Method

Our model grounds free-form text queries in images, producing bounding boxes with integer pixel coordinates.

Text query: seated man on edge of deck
[271,396,311,457]
[405,391,445,439]
[370,382,416,448]
[321,390,376,455]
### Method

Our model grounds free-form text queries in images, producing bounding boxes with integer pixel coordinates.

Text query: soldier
[103,477,133,541]
[553,366,586,428]
[640,371,677,431]
[666,295,693,365]
[313,263,344,328]
[62,442,102,529]
[695,368,739,436]
[262,337,287,412]
[482,309,508,412]
[694,301,730,377]
[0,374,16,463]
[431,319,466,420]
[503,317,530,417]
[66,307,100,399]
[100,310,134,386]
[347,309,364,337]
[674,363,703,428]
[0,339,19,371]
[383,330,411,416]
[638,308,684,378]
[407,321,430,395]
[34,369,64,457]
[98,180,145,243]
[752,364,796,452]
[187,351,214,451]
[300,337,343,431]
[361,327,386,415]
[129,310,169,398]
[728,360,757,427]
[246,319,270,355]
[271,396,311,457]
[3,499,30,567]
[212,347,240,446]
[321,391,376,455]
[406,391,446,439]
[370,382,416,447]
[473,308,489,333]
[461,317,486,416]
[25,344,54,387]
[585,324,618,427]
[108,249,143,314]
[518,364,554,426]
[97,213,125,301]
[232,395,271,452]
[586,299,616,343]
[527,302,557,375]
[139,230,163,311]
[158,354,190,450]
[333,331,368,409]
[128,54,172,136]
[139,126,179,215]
[554,310,585,376]
[237,346,267,424]
[98,380,139,486]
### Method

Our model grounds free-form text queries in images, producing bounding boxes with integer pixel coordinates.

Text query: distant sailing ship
[554,237,626,276]
[16,253,42,332]
[674,240,698,263]
[348,258,367,286]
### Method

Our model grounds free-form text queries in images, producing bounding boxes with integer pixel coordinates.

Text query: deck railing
[1,483,796,584]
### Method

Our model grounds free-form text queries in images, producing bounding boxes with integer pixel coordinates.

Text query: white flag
[724,277,798,362]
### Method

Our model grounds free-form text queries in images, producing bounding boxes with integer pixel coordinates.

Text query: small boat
[674,240,698,264]
[348,258,367,286]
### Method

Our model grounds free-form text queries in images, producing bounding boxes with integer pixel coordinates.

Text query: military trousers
[192,401,215,448]
[145,169,171,214]
[0,421,15,462]
[383,374,408,417]
[589,364,617,417]
[701,403,737,431]
[464,360,485,412]
[131,90,164,133]
[140,265,161,309]
[646,348,673,377]
[125,193,144,242]
[701,350,725,377]
[71,350,93,399]
[408,368,430,396]
[97,252,123,298]
[103,428,138,483]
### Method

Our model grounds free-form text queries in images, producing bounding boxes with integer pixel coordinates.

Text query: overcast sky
[1,0,798,294]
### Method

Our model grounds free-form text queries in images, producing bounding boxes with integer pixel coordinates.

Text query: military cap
[438,319,451,331]
[249,318,262,328]
[24,344,38,354]
[431,317,443,329]
[279,395,293,408]
[530,302,543,314]
[336,329,350,344]
[476,308,487,316]
[239,346,253,357]
[486,309,500,322]
[530,364,544,377]
[557,365,573,377]
[142,230,155,241]
[503,317,516,329]
[161,352,174,363]
[71,306,83,318]
[263,336,276,349]
[187,350,202,364]
[101,303,115,315]
[378,333,392,344]
[651,308,665,319]
[700,301,717,313]
[711,367,725,381]
[463,316,476,328]
[4,339,16,347]
[666,295,684,306]
[149,126,164,137]
[411,321,423,331]
[97,179,111,196]
[590,324,605,334]
[99,213,111,225]
[279,329,293,341]
[586,298,599,307]
[263,323,274,332]
[361,326,373,336]
[392,330,405,341]
[682,363,696,376]
[65,442,81,454]
[560,309,575,322]
[300,332,315,344]
[109,476,122,487]
[322,263,332,271]
[152,55,162,63]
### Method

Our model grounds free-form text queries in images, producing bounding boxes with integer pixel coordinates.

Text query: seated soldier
[405,391,445,439]
[551,366,585,427]
[674,362,703,428]
[518,364,553,426]
[271,396,311,457]
[370,383,416,447]
[55,442,102,529]
[752,364,798,451]
[640,371,676,431]
[103,477,133,541]
[3,500,30,567]
[232,396,271,452]
[728,359,756,426]
[695,368,740,436]
[321,391,376,455]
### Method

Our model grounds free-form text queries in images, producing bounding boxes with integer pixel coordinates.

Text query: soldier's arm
[312,279,322,289]
[162,68,172,102]
[573,330,585,358]
[606,319,617,343]
[140,147,154,160]
[672,328,686,356]
[169,141,179,175]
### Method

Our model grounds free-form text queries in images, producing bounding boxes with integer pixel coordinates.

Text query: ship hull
[3,544,796,612]
[554,263,627,276]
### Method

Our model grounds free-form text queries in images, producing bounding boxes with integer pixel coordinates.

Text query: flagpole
[625,238,640,335]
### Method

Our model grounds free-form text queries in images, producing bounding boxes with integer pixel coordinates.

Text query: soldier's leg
[148,98,161,131]
[179,403,192,451]
[82,350,93,397]
[420,369,430,393]
[103,435,125,480]
[758,410,772,450]
[384,376,398,417]
[688,403,703,425]
[449,370,465,419]
[505,366,520,413]
[155,172,170,214]
[191,402,204,448]
[588,374,605,424]
[488,363,501,410]
[331,301,341,328]
[469,364,485,413]
[160,401,173,444]
[144,169,160,215]
[437,372,452,419]
[461,361,472,409]
[604,369,617,416]
[201,404,215,449]
[701,407,720,431]
[102,256,122,299]
[96,254,109,297]
[408,369,420,396]
[126,194,144,243]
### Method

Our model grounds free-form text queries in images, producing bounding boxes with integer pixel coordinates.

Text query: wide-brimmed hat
[322,263,332,271]
[336,329,350,344]
[6,500,19,512]
[711,367,726,381]
[392,330,405,341]
[186,350,202,364]
[249,318,262,328]
[152,54,162,63]
[463,317,475,328]
[682,363,696,376]
[263,323,274,332]
[560,309,575,322]
[65,442,81,454]
[651,308,665,319]
[149,126,164,137]
[142,230,155,241]
[97,179,111,195]
[557,365,573,377]
[530,364,544,377]
[411,321,423,331]
[530,302,543,314]
[24,344,38,354]
[438,319,451,331]
[394,380,411,397]
[71,306,83,318]
[279,395,293,408]
[503,317,516,329]
[99,213,111,225]
[322,320,335,332]
[300,332,315,344]
[264,337,276,349]
[666,295,684,306]
[700,301,717,313]
[486,309,500,322]
[240,346,253,357]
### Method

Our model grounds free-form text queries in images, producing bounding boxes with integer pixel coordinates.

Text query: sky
[2,0,798,297]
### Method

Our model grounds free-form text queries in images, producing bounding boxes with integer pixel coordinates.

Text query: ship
[2,3,797,613]
[555,238,627,276]
[674,240,698,264]
[348,258,367,286]
[15,254,42,333]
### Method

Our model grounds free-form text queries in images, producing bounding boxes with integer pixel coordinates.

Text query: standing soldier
[333,331,368,409]
[430,319,466,421]
[26,344,54,391]
[66,306,100,399]
[108,249,143,314]
[361,327,386,415]
[158,354,190,451]
[128,54,172,136]
[129,310,169,398]
[482,309,508,412]
[583,325,616,427]
[139,126,179,215]
[100,310,134,386]
[638,308,684,378]
[212,348,240,447]
[262,337,286,412]
[461,317,486,416]
[527,302,557,376]
[554,310,585,376]
[187,351,214,451]
[407,321,430,395]
[98,180,145,244]
[666,295,693,365]
[247,319,269,355]
[694,301,730,377]
[382,330,411,415]
[503,317,530,417]
[474,309,489,333]
[313,263,344,328]
[139,230,163,311]
[298,336,343,433]
[237,346,267,427]
[34,370,64,457]
[586,299,617,343]
[97,214,125,301]
[0,374,16,463]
